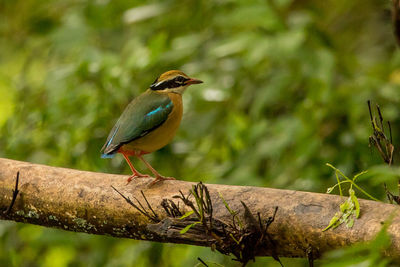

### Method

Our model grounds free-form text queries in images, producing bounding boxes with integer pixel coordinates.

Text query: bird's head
[150,70,203,94]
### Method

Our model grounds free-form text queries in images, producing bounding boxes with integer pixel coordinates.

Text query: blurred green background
[1,0,400,266]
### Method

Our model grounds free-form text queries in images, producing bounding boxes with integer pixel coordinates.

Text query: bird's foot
[148,176,175,187]
[126,173,151,184]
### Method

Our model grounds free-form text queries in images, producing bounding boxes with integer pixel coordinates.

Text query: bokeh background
[1,0,400,266]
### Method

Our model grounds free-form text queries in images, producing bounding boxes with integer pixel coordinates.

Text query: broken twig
[3,172,20,215]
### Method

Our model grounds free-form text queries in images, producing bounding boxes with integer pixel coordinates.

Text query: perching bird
[101,70,203,185]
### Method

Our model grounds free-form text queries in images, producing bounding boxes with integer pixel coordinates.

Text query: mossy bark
[1,158,399,260]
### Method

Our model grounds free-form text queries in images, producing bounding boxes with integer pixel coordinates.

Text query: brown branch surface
[1,158,400,260]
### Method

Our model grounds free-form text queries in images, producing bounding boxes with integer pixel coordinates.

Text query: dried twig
[161,199,182,218]
[307,245,314,267]
[111,186,159,222]
[113,182,280,266]
[258,207,282,266]
[367,101,394,165]
[3,172,20,215]
[367,100,398,204]
[140,190,159,221]
[197,257,209,267]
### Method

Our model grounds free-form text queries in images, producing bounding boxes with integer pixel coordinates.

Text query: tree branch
[1,158,400,261]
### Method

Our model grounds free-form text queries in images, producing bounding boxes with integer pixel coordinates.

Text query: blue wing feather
[101,125,120,158]
[146,102,172,117]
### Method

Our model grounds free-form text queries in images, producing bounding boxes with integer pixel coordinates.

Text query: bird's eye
[175,76,187,84]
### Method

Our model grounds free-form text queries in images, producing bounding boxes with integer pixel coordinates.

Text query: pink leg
[137,155,175,186]
[122,153,150,184]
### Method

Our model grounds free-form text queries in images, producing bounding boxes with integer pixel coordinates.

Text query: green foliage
[179,210,195,220]
[1,0,400,265]
[178,210,199,234]
[324,164,378,231]
[218,192,244,229]
[180,222,201,235]
[321,216,393,266]
[326,163,379,201]
[323,188,360,231]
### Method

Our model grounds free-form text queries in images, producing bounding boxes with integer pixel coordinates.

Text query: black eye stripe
[150,76,189,90]
[175,76,187,83]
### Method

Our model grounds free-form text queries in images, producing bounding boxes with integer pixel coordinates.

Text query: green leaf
[339,201,349,212]
[349,189,360,218]
[179,210,194,220]
[180,222,201,234]
[218,192,236,215]
[324,188,360,231]
[324,164,378,232]
[323,213,340,231]
[346,218,354,228]
[218,192,243,229]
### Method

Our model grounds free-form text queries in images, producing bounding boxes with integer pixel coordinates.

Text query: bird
[101,70,203,186]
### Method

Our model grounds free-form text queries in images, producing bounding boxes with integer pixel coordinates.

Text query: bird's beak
[185,78,203,85]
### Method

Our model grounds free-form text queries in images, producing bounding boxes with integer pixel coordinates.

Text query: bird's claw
[148,176,175,187]
[126,173,151,184]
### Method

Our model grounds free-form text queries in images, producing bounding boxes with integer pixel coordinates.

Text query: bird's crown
[150,70,202,92]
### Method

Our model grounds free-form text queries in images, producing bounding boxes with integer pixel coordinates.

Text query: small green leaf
[340,201,349,212]
[323,213,340,231]
[346,217,354,228]
[324,164,374,232]
[218,192,236,215]
[327,187,334,193]
[349,189,360,218]
[218,192,244,229]
[179,210,194,220]
[180,221,201,234]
